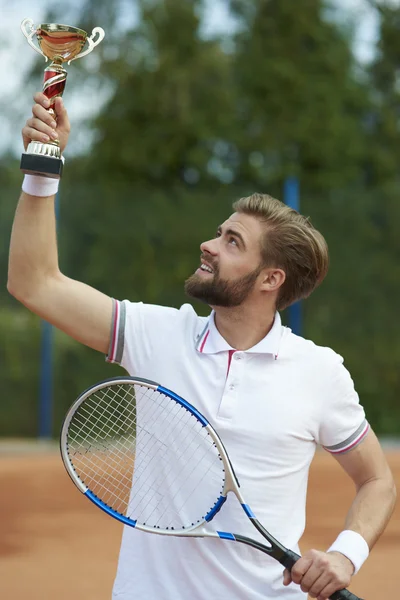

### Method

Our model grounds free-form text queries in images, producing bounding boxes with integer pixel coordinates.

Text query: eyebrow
[217,225,247,249]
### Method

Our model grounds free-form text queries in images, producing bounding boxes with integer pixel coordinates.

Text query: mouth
[197,260,214,275]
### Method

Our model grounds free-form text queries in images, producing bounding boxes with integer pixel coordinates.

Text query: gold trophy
[20,19,105,179]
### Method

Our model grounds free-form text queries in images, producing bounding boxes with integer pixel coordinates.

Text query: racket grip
[280,548,301,570]
[280,551,363,600]
[330,590,363,600]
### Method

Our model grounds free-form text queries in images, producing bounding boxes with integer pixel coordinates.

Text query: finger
[300,563,325,593]
[290,556,313,585]
[54,97,70,132]
[22,125,51,144]
[32,103,57,127]
[33,92,51,109]
[317,580,341,600]
[308,573,331,598]
[26,117,58,140]
[31,105,58,129]
[282,569,292,586]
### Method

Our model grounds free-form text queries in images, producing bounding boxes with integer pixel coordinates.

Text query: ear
[259,268,286,293]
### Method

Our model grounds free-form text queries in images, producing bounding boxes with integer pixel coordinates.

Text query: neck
[212,302,276,351]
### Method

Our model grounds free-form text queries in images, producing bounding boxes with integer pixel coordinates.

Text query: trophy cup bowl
[20,19,105,179]
[36,24,88,63]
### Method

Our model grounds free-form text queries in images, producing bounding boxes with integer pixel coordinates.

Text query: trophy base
[20,152,63,179]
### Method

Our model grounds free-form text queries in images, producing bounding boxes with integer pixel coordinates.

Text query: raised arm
[7,92,113,354]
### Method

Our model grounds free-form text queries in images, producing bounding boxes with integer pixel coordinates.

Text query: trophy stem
[44,61,67,108]
[41,61,67,153]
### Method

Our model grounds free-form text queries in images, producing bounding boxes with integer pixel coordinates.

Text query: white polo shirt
[107,300,369,600]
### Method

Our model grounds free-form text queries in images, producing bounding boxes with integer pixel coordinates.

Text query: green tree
[366,1,400,184]
[229,0,369,190]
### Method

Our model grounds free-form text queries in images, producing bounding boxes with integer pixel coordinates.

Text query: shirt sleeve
[105,298,197,375]
[317,354,370,455]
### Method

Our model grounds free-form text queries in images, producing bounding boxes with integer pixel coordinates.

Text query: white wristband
[22,174,60,197]
[327,530,369,574]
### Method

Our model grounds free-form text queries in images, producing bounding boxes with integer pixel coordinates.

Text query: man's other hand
[283,549,354,599]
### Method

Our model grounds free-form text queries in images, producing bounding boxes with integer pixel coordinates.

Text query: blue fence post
[38,190,59,439]
[284,177,302,337]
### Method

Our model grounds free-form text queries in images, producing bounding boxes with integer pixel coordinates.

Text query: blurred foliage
[2,0,400,437]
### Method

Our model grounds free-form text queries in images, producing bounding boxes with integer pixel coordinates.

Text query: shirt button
[235,354,242,360]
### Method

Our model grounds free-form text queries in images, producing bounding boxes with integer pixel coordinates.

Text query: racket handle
[280,551,363,600]
[330,590,364,600]
[280,548,301,570]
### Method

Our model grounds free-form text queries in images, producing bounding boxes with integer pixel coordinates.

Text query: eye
[216,230,222,238]
[228,237,238,246]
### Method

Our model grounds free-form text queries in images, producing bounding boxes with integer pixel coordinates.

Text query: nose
[200,238,218,256]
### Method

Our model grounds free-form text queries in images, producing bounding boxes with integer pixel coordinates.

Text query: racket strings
[66,383,225,530]
[71,384,140,448]
[68,384,142,512]
[124,394,222,527]
[96,386,185,514]
[128,408,219,528]
[74,387,223,527]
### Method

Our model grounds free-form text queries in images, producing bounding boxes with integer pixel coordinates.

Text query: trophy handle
[21,18,48,62]
[69,27,105,64]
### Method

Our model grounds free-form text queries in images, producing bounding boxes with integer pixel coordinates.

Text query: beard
[185,259,263,307]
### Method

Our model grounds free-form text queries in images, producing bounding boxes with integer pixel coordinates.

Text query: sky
[0,0,397,156]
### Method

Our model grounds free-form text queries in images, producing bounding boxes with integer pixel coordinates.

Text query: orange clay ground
[0,444,398,599]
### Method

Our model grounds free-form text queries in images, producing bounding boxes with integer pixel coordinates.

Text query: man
[8,93,396,600]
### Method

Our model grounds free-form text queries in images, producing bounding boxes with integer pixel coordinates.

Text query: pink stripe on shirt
[227,349,236,376]
[199,330,210,353]
[326,422,370,455]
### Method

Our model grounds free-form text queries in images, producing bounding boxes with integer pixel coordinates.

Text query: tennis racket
[60,376,363,600]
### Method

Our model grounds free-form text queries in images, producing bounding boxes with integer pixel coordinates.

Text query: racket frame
[61,377,242,536]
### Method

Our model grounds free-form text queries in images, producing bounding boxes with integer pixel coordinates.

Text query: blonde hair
[232,193,329,311]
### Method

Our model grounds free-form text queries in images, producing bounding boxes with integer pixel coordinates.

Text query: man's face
[185,212,266,307]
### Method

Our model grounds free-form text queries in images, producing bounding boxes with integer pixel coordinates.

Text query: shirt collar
[195,310,282,358]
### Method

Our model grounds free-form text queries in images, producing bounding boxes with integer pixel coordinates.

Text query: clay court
[0,444,398,599]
